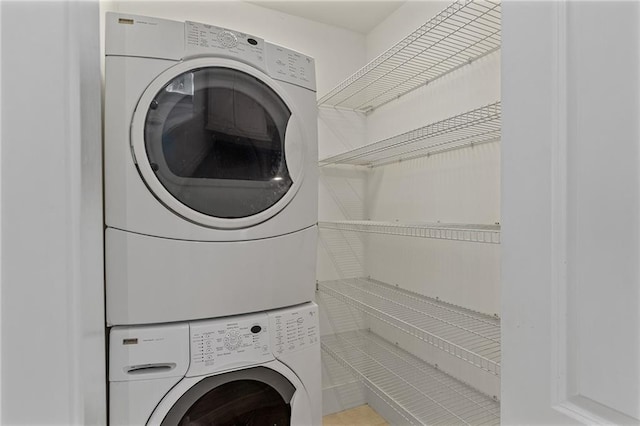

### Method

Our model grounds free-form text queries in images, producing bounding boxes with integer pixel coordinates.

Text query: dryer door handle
[126,363,177,375]
[284,116,305,185]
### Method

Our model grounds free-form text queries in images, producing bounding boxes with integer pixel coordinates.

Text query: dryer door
[131,58,306,229]
[153,366,308,426]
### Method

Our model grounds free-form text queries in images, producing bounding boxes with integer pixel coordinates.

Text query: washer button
[251,325,262,334]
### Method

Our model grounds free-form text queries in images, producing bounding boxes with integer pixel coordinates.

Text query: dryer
[109,303,321,425]
[104,13,318,325]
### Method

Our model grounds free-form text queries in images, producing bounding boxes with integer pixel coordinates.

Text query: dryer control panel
[187,312,273,377]
[185,21,266,68]
[265,43,316,92]
[184,20,315,92]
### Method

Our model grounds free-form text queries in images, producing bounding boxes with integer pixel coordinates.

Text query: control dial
[224,330,242,351]
[218,31,238,49]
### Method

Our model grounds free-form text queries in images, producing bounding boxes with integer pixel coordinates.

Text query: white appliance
[109,303,321,426]
[104,13,318,325]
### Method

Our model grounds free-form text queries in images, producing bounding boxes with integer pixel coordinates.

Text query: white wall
[309,0,502,401]
[363,1,501,315]
[0,1,105,425]
[365,1,448,61]
[317,112,368,282]
[318,0,503,398]
[314,2,501,311]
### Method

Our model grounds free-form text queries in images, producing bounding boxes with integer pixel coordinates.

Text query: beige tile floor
[322,404,389,426]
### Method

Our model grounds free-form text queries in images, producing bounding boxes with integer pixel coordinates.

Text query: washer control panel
[268,303,319,357]
[187,312,273,377]
[185,21,265,67]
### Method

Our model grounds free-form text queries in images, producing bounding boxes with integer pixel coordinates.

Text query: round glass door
[160,367,296,426]
[143,66,294,220]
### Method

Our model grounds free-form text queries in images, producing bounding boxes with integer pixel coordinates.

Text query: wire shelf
[317,0,501,112]
[322,330,500,425]
[319,102,501,167]
[319,278,501,375]
[319,220,501,244]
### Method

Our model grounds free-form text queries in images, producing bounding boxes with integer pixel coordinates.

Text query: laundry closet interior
[5,1,640,425]
[101,0,501,424]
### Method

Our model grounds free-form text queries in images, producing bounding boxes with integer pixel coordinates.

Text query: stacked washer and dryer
[104,13,320,425]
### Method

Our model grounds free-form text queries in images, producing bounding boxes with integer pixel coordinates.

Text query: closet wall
[317,1,502,423]
[363,1,500,315]
[0,2,105,424]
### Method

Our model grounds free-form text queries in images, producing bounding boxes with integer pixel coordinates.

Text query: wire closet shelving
[319,278,501,375]
[319,221,501,244]
[316,0,501,112]
[322,330,500,425]
[319,102,501,167]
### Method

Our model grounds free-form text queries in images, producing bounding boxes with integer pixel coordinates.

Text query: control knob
[224,330,242,351]
[218,31,238,49]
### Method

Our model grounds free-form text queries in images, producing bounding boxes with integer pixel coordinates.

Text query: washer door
[131,58,306,229]
[155,366,302,426]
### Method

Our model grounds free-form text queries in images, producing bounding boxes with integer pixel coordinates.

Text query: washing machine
[104,13,318,325]
[109,303,321,425]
